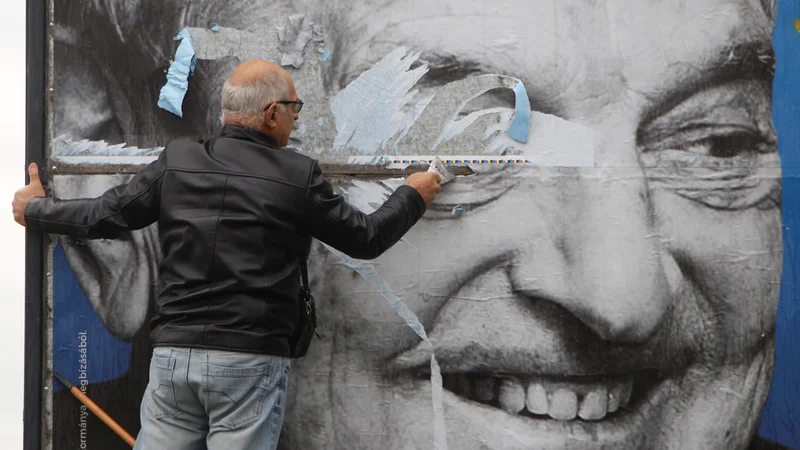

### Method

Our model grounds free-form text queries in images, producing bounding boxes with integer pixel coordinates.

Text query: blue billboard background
[51,242,131,393]
[758,1,800,447]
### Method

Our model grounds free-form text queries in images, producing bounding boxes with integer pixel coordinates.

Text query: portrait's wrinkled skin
[51,0,783,449]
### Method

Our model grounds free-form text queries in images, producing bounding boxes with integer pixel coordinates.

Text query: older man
[13,60,442,449]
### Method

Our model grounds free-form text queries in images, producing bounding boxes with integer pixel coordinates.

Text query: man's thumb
[28,163,41,183]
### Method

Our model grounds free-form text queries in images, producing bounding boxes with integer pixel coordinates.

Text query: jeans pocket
[144,354,180,420]
[205,362,272,430]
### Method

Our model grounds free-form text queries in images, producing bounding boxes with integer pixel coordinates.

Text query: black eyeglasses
[264,100,304,113]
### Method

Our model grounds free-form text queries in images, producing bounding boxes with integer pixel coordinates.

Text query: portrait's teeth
[525,383,549,415]
[442,372,640,423]
[548,389,578,421]
[578,385,608,421]
[473,376,496,402]
[618,376,633,408]
[498,378,526,413]
[608,383,622,412]
[607,374,633,412]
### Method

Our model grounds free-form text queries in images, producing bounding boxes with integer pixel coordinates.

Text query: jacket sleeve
[302,160,427,260]
[24,151,167,239]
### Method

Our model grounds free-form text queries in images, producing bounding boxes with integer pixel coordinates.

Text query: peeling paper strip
[330,47,428,154]
[324,244,447,450]
[157,28,196,117]
[506,82,531,143]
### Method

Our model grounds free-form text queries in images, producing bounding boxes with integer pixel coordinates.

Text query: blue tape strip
[324,244,448,450]
[320,49,331,62]
[506,81,531,143]
[157,28,196,118]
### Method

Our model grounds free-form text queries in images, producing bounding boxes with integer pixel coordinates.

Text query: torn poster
[157,28,196,118]
[330,47,428,155]
[276,13,315,68]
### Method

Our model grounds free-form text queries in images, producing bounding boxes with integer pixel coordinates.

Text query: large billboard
[24,0,800,449]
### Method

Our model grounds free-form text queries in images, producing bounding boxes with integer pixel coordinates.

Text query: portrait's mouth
[394,355,674,448]
[391,359,675,449]
[389,264,679,448]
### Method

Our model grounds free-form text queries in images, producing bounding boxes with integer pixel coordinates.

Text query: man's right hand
[404,172,442,207]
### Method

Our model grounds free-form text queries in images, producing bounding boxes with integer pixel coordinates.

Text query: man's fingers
[28,163,40,184]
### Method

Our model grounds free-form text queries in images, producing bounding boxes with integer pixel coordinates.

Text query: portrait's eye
[421,164,524,220]
[683,131,768,159]
[639,81,780,211]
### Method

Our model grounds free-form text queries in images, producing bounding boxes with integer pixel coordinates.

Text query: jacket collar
[220,125,279,149]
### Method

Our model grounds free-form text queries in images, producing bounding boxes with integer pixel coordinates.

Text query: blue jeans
[132,346,290,450]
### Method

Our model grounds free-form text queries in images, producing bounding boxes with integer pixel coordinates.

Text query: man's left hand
[12,163,45,227]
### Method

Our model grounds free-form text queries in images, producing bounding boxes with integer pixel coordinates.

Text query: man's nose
[510,148,672,344]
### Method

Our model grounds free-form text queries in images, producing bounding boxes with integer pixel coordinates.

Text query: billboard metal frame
[25,0,47,447]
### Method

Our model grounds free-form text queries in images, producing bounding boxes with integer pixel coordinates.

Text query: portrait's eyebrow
[641,39,775,125]
[414,53,485,87]
[715,41,775,82]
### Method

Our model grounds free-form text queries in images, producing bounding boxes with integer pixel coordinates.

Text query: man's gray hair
[220,71,290,126]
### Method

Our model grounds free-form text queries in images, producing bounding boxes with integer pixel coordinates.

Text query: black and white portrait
[47,1,791,449]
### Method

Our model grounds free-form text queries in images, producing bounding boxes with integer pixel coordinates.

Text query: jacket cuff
[23,197,49,232]
[394,184,427,218]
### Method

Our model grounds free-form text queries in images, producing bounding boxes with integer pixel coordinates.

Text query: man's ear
[264,104,277,129]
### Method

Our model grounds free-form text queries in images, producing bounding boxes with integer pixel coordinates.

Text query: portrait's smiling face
[50,0,781,448]
[281,0,782,449]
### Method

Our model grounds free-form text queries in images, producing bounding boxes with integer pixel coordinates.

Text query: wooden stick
[53,372,137,448]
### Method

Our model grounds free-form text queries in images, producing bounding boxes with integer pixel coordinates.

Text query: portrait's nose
[510,132,673,343]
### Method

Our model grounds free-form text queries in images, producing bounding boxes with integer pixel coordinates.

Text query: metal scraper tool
[427,156,456,184]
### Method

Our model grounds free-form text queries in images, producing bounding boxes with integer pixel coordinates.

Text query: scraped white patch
[486,111,596,167]
[330,48,429,154]
[390,94,434,155]
[436,107,509,145]
[435,107,595,167]
[341,179,407,213]
[53,136,162,157]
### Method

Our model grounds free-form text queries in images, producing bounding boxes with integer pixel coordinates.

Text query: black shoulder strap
[299,260,310,292]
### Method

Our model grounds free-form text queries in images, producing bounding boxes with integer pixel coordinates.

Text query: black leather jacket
[26,126,427,356]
